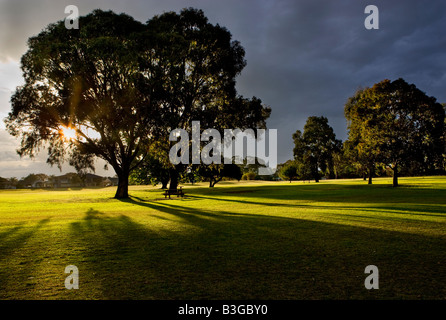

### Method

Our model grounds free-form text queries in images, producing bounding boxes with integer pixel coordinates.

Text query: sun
[60,126,77,140]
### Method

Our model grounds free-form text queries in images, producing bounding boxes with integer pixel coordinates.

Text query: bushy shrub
[242,172,257,180]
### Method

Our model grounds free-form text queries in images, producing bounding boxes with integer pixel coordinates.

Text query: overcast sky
[0,0,445,179]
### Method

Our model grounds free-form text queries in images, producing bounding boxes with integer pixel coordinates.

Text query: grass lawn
[0,176,445,300]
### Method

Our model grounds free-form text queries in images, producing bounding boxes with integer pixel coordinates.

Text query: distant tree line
[0,173,117,189]
[279,78,446,187]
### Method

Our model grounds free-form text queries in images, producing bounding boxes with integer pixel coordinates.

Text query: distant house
[83,173,110,187]
[32,178,53,188]
[0,177,16,189]
[51,173,82,188]
[12,173,115,189]
[18,174,53,188]
[0,177,8,189]
[107,177,119,186]
[50,173,114,188]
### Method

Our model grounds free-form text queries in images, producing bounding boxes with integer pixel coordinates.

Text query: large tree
[344,79,445,187]
[443,103,446,171]
[144,9,271,190]
[344,88,382,184]
[5,8,271,198]
[293,116,341,182]
[5,10,157,198]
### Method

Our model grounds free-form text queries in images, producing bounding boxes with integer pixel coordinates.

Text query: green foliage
[198,163,242,187]
[5,10,154,198]
[130,155,170,188]
[0,177,18,189]
[344,78,445,186]
[241,172,257,180]
[293,116,341,182]
[279,161,298,182]
[147,9,271,189]
[279,160,312,182]
[4,8,271,197]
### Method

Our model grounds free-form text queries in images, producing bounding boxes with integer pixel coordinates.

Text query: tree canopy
[4,8,271,197]
[292,116,341,182]
[344,78,445,186]
[5,10,156,198]
[144,10,271,190]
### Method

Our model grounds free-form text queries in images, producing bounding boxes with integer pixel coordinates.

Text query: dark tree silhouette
[198,163,242,187]
[293,116,341,182]
[4,8,271,198]
[144,9,271,190]
[4,10,157,198]
[279,161,298,183]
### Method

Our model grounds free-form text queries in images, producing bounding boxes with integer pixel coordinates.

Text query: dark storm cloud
[227,0,446,160]
[0,0,445,175]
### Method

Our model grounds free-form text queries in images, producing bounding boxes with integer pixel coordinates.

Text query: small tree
[279,161,298,183]
[293,116,341,182]
[198,163,242,187]
[245,172,257,180]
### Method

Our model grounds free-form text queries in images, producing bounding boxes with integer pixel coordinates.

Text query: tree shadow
[0,218,51,298]
[183,182,446,203]
[64,201,446,300]
[0,219,51,262]
[179,183,446,218]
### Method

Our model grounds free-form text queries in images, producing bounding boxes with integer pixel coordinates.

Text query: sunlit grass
[0,176,445,299]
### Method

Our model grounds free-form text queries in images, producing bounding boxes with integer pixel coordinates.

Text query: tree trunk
[313,166,320,183]
[161,179,168,189]
[368,163,373,185]
[327,161,335,179]
[169,168,179,190]
[209,176,222,187]
[115,171,129,199]
[393,163,398,187]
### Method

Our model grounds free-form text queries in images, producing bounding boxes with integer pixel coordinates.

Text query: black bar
[0,300,443,318]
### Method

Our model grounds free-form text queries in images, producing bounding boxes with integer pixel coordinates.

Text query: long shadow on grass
[0,218,50,262]
[183,183,446,218]
[187,194,446,225]
[0,218,50,298]
[182,191,446,235]
[66,202,446,300]
[185,183,446,205]
[188,193,446,217]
